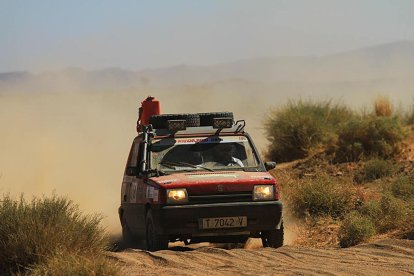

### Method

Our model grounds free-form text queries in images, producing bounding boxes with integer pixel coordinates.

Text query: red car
[119,108,283,251]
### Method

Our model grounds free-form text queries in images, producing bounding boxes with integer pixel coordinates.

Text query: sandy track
[107,239,414,275]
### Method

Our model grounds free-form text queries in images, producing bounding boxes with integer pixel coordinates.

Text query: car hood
[149,171,276,195]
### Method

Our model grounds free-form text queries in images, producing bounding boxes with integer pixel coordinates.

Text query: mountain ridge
[1,40,414,91]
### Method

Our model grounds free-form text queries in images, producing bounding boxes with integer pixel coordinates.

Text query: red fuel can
[137,96,161,132]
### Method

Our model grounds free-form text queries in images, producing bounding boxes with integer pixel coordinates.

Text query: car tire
[150,114,200,129]
[121,217,139,249]
[261,222,284,249]
[198,112,234,126]
[146,210,169,251]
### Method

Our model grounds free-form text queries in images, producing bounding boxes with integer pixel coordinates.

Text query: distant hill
[2,41,414,91]
[1,41,414,151]
[0,71,32,84]
[135,41,414,84]
[1,40,413,112]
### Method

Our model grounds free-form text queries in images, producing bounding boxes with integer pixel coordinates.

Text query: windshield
[150,136,259,173]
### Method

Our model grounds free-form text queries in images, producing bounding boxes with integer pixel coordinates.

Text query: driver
[214,143,244,167]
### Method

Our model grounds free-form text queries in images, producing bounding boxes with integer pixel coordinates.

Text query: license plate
[199,216,247,229]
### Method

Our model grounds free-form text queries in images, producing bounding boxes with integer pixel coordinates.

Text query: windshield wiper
[242,167,259,172]
[158,162,176,170]
[160,161,215,172]
[147,168,170,177]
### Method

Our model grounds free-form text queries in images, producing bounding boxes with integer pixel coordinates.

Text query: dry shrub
[30,251,121,276]
[265,100,352,162]
[285,173,355,218]
[374,96,392,117]
[339,211,376,248]
[354,159,394,183]
[333,116,406,162]
[389,176,414,239]
[391,174,414,200]
[266,99,406,164]
[402,215,414,240]
[359,193,408,233]
[0,194,119,275]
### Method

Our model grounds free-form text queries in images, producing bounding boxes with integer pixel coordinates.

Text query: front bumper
[152,201,283,237]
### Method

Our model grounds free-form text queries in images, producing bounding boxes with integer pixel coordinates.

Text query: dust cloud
[0,91,136,233]
[0,84,279,234]
[0,69,413,234]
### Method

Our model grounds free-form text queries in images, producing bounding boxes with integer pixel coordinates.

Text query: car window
[127,139,141,168]
[150,136,259,172]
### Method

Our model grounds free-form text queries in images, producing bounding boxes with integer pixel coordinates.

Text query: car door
[122,137,146,237]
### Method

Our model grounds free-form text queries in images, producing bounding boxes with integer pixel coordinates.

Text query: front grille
[188,191,253,204]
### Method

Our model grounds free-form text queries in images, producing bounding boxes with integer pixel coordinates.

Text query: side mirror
[126,166,139,176]
[264,161,276,171]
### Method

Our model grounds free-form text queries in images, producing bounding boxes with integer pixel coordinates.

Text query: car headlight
[253,185,274,201]
[166,188,188,204]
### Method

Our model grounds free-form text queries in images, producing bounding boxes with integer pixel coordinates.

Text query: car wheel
[146,210,169,251]
[261,222,284,248]
[121,217,139,248]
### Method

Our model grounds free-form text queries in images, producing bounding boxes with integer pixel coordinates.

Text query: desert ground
[108,239,414,275]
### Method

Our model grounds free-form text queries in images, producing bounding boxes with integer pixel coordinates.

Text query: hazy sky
[1,0,414,72]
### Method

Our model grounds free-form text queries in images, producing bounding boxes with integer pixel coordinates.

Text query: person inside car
[214,143,244,167]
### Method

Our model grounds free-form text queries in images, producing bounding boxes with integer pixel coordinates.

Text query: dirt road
[108,239,414,275]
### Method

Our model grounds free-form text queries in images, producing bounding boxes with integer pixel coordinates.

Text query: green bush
[339,211,376,248]
[359,194,407,232]
[354,159,394,183]
[265,100,352,162]
[333,116,406,162]
[0,194,113,275]
[358,200,382,222]
[391,175,414,200]
[286,174,355,218]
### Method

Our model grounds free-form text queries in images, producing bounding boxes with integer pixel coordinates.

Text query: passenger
[187,151,203,165]
[215,143,244,167]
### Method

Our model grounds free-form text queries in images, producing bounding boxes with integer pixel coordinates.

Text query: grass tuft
[0,194,118,275]
[265,99,406,163]
[391,175,414,201]
[265,100,352,162]
[333,116,406,162]
[30,251,121,276]
[285,173,355,218]
[354,159,394,183]
[359,193,408,233]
